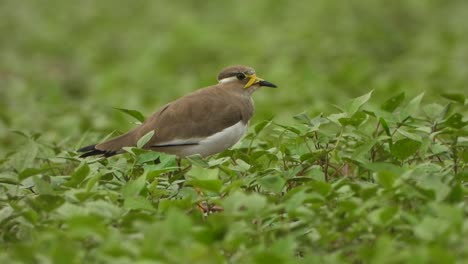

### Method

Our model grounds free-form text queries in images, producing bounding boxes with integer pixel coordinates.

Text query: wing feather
[136,86,252,148]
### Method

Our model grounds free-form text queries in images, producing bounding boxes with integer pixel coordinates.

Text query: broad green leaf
[188,179,223,193]
[85,173,102,191]
[122,174,146,198]
[0,176,19,185]
[19,167,51,181]
[352,138,377,161]
[186,154,209,167]
[417,174,451,202]
[187,167,222,192]
[390,138,421,160]
[375,171,398,189]
[187,166,219,180]
[364,162,403,174]
[136,151,161,164]
[32,195,65,212]
[339,111,367,127]
[441,93,465,104]
[444,113,466,129]
[257,174,285,193]
[346,90,373,115]
[308,181,332,196]
[275,123,302,135]
[397,129,422,142]
[327,113,347,126]
[254,120,272,134]
[381,92,405,112]
[293,112,311,125]
[165,209,192,238]
[414,217,445,241]
[400,93,424,119]
[123,196,155,211]
[222,191,267,214]
[300,151,326,163]
[309,114,330,129]
[305,166,325,181]
[137,130,155,148]
[63,163,90,188]
[33,176,54,195]
[368,206,398,226]
[423,103,444,120]
[113,107,146,122]
[8,140,38,172]
[207,157,230,167]
[445,184,463,203]
[462,149,468,163]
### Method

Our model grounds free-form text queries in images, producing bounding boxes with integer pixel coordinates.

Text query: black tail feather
[78,144,97,153]
[78,144,117,158]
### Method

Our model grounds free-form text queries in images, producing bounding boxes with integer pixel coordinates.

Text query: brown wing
[137,86,253,147]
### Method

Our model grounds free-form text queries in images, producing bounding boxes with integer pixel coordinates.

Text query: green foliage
[1,91,467,263]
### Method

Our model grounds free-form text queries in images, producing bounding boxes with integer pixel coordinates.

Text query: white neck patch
[218,76,238,84]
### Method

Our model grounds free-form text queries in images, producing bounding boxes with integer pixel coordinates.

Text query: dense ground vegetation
[1,0,467,263]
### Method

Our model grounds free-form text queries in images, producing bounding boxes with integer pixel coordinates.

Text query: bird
[78,65,277,158]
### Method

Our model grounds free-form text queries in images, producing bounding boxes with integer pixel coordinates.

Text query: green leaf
[254,120,272,134]
[381,92,405,112]
[379,118,391,137]
[187,167,222,192]
[293,112,311,124]
[423,103,444,120]
[257,174,285,193]
[63,163,90,188]
[444,113,467,129]
[32,195,65,212]
[113,107,146,122]
[222,191,267,214]
[122,174,146,198]
[165,209,192,238]
[339,111,367,127]
[397,129,422,142]
[275,123,302,135]
[364,162,404,174]
[189,179,223,193]
[136,151,161,164]
[368,206,398,226]
[346,90,373,115]
[33,176,54,195]
[375,171,398,189]
[305,166,326,181]
[186,154,209,168]
[352,138,377,161]
[390,138,421,160]
[413,217,444,241]
[400,93,424,119]
[445,184,463,203]
[0,176,19,185]
[308,181,332,196]
[123,196,155,211]
[85,173,102,191]
[137,130,155,148]
[19,167,51,181]
[8,140,38,172]
[441,93,465,104]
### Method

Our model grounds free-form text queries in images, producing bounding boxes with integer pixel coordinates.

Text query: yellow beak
[244,74,264,89]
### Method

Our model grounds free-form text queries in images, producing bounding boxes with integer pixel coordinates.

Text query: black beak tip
[259,80,278,88]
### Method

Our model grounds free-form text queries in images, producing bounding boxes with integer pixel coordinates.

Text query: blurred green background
[1,0,467,154]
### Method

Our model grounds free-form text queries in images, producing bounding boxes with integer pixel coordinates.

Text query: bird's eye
[236,73,246,80]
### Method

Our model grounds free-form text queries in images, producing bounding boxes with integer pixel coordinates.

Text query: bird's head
[217,65,277,93]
